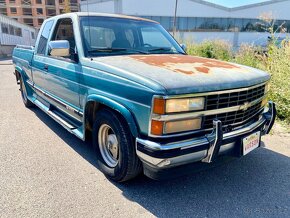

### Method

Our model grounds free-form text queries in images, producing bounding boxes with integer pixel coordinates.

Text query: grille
[206,85,265,110]
[203,102,263,129]
[203,84,266,129]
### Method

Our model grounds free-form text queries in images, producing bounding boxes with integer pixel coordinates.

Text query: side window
[37,20,54,55]
[141,26,171,47]
[51,18,76,54]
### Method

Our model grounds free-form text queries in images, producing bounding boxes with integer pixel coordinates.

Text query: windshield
[79,16,185,57]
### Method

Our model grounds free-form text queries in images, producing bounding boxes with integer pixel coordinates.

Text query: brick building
[0,0,79,29]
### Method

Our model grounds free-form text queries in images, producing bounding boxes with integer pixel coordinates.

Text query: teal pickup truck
[13,13,276,182]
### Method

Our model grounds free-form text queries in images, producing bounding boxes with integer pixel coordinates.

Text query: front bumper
[136,101,276,170]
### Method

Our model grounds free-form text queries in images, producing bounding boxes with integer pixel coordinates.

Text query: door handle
[44,64,48,71]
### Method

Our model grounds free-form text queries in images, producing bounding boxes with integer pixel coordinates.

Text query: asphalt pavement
[0,63,290,218]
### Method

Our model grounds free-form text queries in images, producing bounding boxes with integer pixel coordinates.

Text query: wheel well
[84,101,128,137]
[15,70,21,83]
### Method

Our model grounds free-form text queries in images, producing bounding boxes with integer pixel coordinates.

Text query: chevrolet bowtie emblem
[241,102,250,111]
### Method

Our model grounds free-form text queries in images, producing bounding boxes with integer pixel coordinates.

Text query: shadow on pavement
[31,107,290,218]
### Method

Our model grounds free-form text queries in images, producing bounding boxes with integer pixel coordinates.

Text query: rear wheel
[19,76,34,108]
[92,109,142,182]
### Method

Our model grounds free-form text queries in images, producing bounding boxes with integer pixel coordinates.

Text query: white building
[80,0,290,46]
[0,14,37,58]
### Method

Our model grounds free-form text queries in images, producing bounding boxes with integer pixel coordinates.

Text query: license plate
[243,131,261,156]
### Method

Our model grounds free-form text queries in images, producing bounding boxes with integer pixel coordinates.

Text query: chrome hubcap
[98,124,119,167]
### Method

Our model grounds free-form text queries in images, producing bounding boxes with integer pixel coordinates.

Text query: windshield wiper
[148,47,185,54]
[88,47,148,54]
[148,47,172,52]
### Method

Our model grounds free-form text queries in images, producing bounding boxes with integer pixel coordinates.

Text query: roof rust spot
[129,55,244,75]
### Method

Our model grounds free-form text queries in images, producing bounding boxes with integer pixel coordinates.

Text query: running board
[34,99,84,139]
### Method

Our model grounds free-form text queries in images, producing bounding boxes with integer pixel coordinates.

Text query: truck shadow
[31,107,290,217]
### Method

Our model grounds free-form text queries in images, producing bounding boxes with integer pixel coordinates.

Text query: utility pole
[173,0,178,37]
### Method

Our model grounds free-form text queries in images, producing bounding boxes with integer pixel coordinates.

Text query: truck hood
[92,54,270,95]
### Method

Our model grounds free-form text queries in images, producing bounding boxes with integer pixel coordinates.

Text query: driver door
[41,18,82,122]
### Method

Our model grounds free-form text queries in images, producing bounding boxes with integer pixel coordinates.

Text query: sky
[205,0,268,8]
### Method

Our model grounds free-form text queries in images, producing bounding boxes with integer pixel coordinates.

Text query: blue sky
[206,0,268,7]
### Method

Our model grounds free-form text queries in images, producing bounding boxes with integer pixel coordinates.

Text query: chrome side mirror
[48,40,70,57]
[180,44,187,52]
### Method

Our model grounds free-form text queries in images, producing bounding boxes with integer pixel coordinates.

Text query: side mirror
[48,40,70,57]
[180,44,187,52]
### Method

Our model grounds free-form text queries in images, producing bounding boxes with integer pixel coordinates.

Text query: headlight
[150,118,202,135]
[151,96,204,135]
[166,98,205,113]
[153,97,205,114]
[164,118,202,134]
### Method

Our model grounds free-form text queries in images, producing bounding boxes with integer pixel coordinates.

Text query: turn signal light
[151,120,164,135]
[153,98,165,115]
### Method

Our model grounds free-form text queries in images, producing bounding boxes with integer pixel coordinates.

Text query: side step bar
[33,99,85,141]
[34,99,77,130]
[47,110,76,130]
[34,99,84,140]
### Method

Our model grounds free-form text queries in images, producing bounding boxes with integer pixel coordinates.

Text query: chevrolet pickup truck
[12,13,276,182]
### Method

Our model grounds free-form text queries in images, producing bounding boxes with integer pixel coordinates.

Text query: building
[80,0,290,46]
[0,0,80,29]
[0,14,36,57]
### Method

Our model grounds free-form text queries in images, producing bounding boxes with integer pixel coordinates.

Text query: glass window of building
[8,25,15,35]
[187,17,196,31]
[1,23,9,34]
[178,17,188,31]
[10,7,17,14]
[196,17,205,31]
[159,17,170,31]
[0,8,7,15]
[36,8,43,15]
[15,27,22,36]
[38,18,44,25]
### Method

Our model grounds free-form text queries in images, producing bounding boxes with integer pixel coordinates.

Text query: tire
[92,109,142,182]
[19,76,34,108]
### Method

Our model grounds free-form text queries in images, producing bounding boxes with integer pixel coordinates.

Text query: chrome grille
[203,84,265,129]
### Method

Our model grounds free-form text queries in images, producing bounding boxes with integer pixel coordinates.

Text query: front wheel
[19,76,34,108]
[92,109,142,182]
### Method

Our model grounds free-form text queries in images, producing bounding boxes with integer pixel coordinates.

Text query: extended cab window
[51,18,76,54]
[37,20,54,55]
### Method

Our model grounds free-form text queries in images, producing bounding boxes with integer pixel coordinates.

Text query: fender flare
[15,65,23,78]
[85,95,139,137]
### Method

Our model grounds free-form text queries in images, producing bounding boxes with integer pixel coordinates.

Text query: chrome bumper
[136,101,276,169]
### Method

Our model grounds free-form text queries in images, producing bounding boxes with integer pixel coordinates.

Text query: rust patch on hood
[130,55,245,75]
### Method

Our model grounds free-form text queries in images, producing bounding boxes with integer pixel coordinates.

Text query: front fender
[86,95,139,137]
